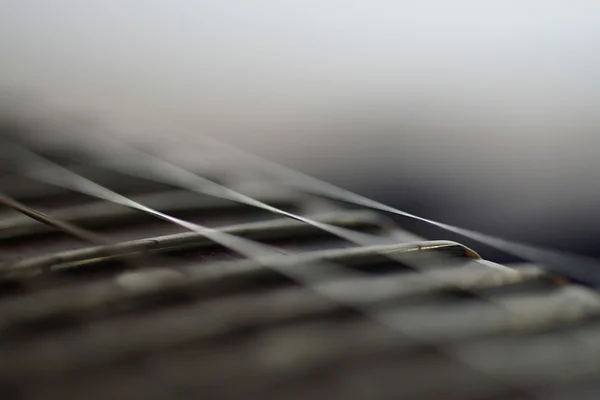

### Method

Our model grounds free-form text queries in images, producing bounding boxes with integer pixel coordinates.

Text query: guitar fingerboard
[1,134,599,400]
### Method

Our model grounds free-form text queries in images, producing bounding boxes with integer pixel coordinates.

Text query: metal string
[51,134,500,274]
[185,134,600,287]
[0,193,107,245]
[0,188,190,274]
[88,132,600,287]
[0,141,357,278]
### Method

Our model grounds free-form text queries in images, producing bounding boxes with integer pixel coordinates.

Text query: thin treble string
[68,135,499,274]
[0,140,357,279]
[190,134,600,287]
[86,139,392,246]
[2,136,509,282]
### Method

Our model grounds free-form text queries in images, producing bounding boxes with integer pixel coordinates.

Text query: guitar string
[0,191,203,274]
[0,192,107,245]
[5,102,598,285]
[76,134,501,272]
[84,130,596,286]
[2,140,494,286]
[179,133,600,287]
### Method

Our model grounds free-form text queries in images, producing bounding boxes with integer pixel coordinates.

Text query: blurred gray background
[1,1,600,257]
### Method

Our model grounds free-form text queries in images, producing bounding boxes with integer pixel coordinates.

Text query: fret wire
[1,210,387,277]
[0,190,187,275]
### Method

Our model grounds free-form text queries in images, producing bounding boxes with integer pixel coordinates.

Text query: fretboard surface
[0,138,598,400]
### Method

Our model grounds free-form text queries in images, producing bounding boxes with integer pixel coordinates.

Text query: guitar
[0,124,598,400]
